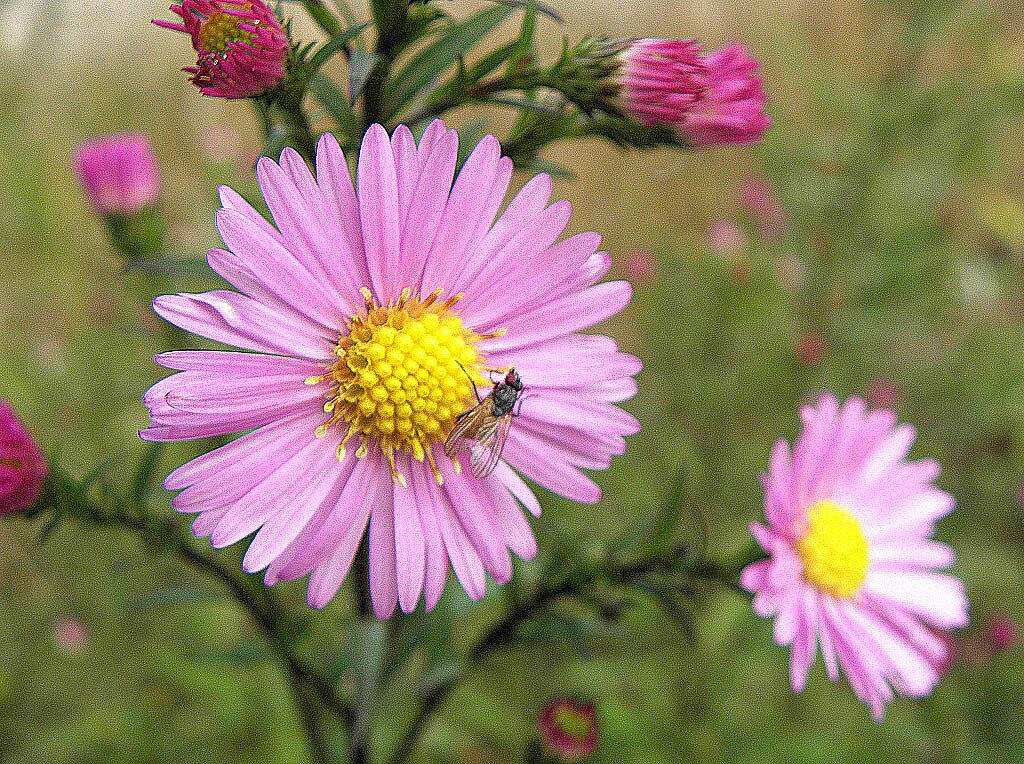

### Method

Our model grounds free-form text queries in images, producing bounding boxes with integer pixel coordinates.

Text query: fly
[444,367,525,478]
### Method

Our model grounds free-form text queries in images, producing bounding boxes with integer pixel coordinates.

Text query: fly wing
[444,401,490,458]
[468,413,512,478]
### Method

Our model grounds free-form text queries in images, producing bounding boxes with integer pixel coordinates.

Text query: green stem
[41,470,353,760]
[387,548,750,764]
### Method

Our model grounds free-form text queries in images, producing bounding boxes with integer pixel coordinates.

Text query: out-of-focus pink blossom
[72,134,162,215]
[53,616,90,654]
[708,218,748,257]
[795,330,828,367]
[154,0,289,99]
[740,176,788,238]
[985,611,1019,652]
[0,401,48,516]
[680,44,771,147]
[623,249,657,286]
[866,378,902,409]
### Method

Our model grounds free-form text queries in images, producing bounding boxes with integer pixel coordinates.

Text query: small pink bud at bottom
[538,698,598,762]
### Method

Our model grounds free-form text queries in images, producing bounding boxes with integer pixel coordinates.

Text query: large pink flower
[154,0,289,99]
[142,120,640,617]
[741,394,968,719]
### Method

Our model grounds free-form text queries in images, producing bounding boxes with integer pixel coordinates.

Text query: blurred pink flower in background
[707,218,748,257]
[740,176,788,239]
[155,0,289,99]
[72,134,162,215]
[681,44,771,147]
[620,38,705,127]
[742,394,969,719]
[795,329,828,367]
[866,378,902,409]
[984,611,1018,653]
[0,401,48,516]
[774,254,807,293]
[623,249,657,286]
[52,616,89,654]
[538,697,598,762]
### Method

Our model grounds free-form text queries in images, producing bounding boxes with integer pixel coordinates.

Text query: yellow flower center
[308,288,502,487]
[198,5,255,54]
[796,499,870,598]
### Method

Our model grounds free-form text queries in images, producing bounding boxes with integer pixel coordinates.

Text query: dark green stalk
[40,470,353,759]
[387,548,750,764]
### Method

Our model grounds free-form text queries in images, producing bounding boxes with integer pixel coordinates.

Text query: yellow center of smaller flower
[198,6,255,54]
[308,288,503,487]
[796,499,869,598]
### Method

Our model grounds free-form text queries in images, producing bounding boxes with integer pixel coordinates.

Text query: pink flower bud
[538,698,598,762]
[0,401,48,516]
[708,218,747,257]
[53,616,90,654]
[72,134,161,215]
[154,0,289,99]
[986,611,1018,653]
[795,330,828,367]
[681,44,772,147]
[620,38,705,127]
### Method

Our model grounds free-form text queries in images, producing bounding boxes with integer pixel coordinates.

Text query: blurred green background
[1,0,1023,761]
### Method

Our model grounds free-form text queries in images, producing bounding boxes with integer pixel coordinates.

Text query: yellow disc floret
[199,5,255,54]
[308,287,503,487]
[796,499,870,599]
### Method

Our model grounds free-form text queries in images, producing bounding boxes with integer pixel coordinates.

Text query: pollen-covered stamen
[796,499,870,599]
[308,287,504,487]
[198,5,256,54]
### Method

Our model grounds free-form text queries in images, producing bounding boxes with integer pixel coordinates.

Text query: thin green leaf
[490,0,562,23]
[309,74,360,140]
[128,587,219,611]
[348,50,380,103]
[130,441,165,504]
[385,4,513,119]
[122,257,220,281]
[306,22,369,74]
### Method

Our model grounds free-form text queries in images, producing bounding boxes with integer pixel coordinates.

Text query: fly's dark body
[445,368,525,478]
[488,374,523,417]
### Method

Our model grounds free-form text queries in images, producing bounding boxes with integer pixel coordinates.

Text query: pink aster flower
[538,698,598,761]
[72,134,162,215]
[741,394,968,719]
[141,121,640,617]
[681,44,771,147]
[154,0,289,99]
[0,401,48,516]
[619,38,705,127]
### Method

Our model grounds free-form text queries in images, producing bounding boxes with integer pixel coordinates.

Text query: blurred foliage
[1,0,1023,762]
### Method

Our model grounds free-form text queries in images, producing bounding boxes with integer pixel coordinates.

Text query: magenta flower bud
[154,0,289,99]
[619,38,705,127]
[682,44,772,147]
[72,134,161,215]
[0,401,48,516]
[985,611,1019,653]
[538,698,597,762]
